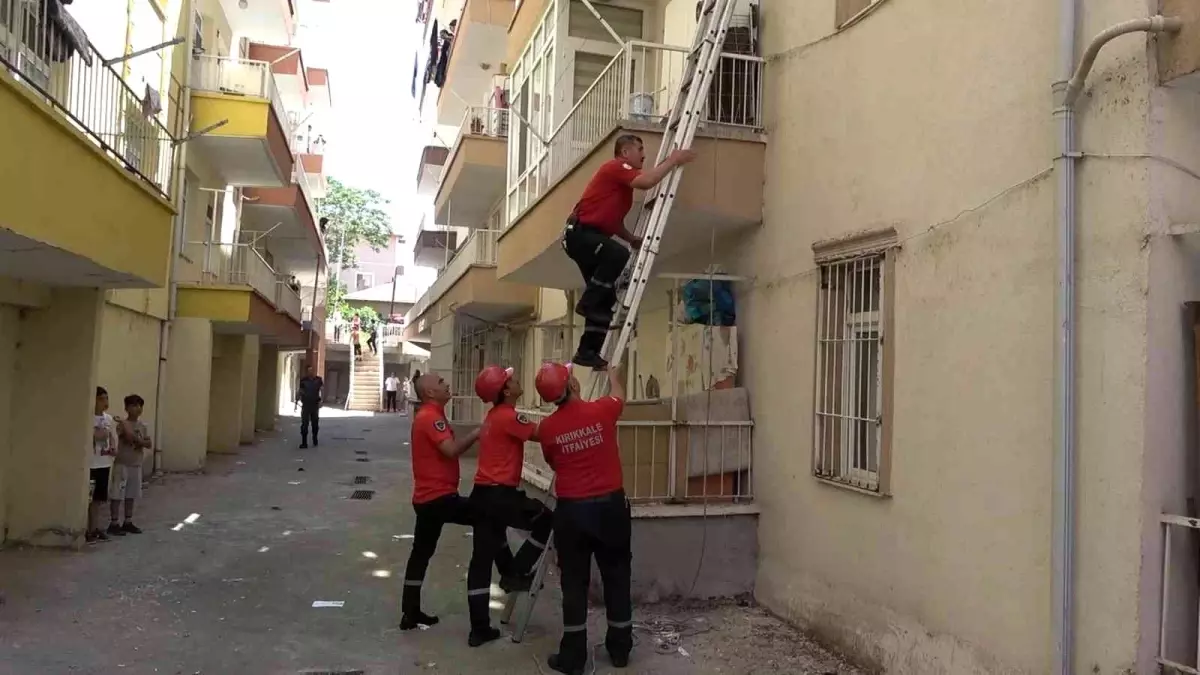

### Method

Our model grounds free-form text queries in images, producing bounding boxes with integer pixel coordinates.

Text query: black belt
[557,489,626,505]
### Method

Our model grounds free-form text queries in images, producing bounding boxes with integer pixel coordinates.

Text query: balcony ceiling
[435,21,507,127]
[242,191,323,278]
[218,0,293,45]
[434,137,506,226]
[0,229,150,287]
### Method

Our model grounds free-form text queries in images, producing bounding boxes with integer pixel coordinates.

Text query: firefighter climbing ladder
[502,0,741,641]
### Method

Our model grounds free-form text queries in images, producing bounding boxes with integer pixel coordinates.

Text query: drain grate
[332,436,366,441]
[353,476,370,484]
[354,450,368,455]
[349,490,375,501]
[355,458,370,463]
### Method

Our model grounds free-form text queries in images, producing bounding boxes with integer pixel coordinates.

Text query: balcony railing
[405,229,500,325]
[0,0,175,196]
[506,40,764,223]
[518,407,754,504]
[293,159,318,224]
[439,106,509,192]
[274,277,302,322]
[190,54,292,152]
[184,241,279,304]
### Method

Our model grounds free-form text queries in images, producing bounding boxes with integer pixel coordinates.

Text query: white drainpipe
[1052,9,1181,674]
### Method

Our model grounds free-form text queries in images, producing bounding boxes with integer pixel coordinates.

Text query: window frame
[811,229,897,496]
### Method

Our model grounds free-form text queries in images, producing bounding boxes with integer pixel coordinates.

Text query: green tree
[319,177,393,270]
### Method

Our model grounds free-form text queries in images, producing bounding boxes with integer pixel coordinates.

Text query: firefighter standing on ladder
[464,366,556,646]
[564,135,695,369]
[534,361,632,674]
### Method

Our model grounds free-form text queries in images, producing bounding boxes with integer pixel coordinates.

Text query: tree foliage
[319,177,393,269]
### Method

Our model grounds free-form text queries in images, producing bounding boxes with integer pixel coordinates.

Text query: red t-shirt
[573,158,640,236]
[411,402,460,504]
[475,404,538,487]
[538,396,625,499]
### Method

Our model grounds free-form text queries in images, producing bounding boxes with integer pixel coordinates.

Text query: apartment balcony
[434,106,509,227]
[246,42,308,107]
[175,242,306,348]
[497,41,765,289]
[0,4,175,288]
[307,67,331,107]
[216,0,297,46]
[413,225,460,268]
[434,0,514,127]
[404,229,537,338]
[297,150,327,198]
[242,164,326,273]
[417,144,448,198]
[189,55,294,187]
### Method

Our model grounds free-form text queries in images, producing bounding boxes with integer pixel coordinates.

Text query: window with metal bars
[813,253,886,491]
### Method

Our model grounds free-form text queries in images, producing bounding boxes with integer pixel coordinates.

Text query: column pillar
[255,344,280,431]
[8,288,104,546]
[208,334,245,454]
[239,334,259,444]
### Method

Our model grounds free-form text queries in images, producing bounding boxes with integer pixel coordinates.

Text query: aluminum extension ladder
[501,0,741,642]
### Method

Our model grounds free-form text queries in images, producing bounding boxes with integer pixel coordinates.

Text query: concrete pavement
[0,408,862,675]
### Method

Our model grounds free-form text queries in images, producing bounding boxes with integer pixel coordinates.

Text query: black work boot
[546,654,586,675]
[571,351,608,370]
[468,625,501,647]
[299,436,308,449]
[312,435,319,447]
[400,610,439,630]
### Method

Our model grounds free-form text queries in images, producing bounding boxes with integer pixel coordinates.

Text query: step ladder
[501,0,741,642]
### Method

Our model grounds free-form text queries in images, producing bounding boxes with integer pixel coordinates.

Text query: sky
[305,0,435,291]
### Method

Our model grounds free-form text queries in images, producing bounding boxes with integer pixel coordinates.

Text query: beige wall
[97,302,163,437]
[208,333,246,454]
[732,0,1171,673]
[0,305,17,541]
[239,335,260,444]
[256,345,280,431]
[7,289,104,546]
[162,317,213,471]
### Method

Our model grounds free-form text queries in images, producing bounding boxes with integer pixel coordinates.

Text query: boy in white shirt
[87,387,118,543]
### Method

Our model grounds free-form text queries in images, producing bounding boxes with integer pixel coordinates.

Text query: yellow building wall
[7,289,104,546]
[256,345,280,431]
[97,303,163,434]
[0,304,18,541]
[161,317,213,471]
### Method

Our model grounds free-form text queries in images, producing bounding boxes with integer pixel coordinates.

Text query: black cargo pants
[465,484,555,629]
[299,403,320,443]
[401,494,516,616]
[563,222,630,357]
[553,490,633,668]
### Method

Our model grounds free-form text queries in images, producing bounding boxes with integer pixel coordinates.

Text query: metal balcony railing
[293,159,318,223]
[404,229,500,326]
[517,407,754,504]
[506,40,764,223]
[0,0,175,196]
[274,277,302,322]
[184,240,282,310]
[190,54,292,153]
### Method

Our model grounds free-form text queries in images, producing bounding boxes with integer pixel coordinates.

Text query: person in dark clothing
[366,317,378,355]
[535,362,633,675]
[295,366,323,449]
[465,366,555,647]
[564,135,695,369]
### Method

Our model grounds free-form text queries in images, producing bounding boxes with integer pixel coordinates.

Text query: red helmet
[535,362,573,404]
[475,365,514,402]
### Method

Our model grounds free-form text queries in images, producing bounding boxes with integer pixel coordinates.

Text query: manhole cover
[354,450,368,455]
[349,490,374,501]
[355,458,370,463]
[353,476,370,484]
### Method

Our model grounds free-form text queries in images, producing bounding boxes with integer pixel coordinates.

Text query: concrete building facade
[0,0,332,544]
[408,0,1200,672]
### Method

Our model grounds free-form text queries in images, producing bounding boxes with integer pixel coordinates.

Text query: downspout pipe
[152,0,196,475]
[1052,11,1181,675]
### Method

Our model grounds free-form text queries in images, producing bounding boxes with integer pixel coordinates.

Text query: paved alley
[0,410,861,675]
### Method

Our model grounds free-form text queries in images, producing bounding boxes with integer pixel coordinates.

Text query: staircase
[347,335,382,412]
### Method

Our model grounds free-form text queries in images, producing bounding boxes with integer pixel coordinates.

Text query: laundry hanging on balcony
[424,19,439,85]
[680,268,736,327]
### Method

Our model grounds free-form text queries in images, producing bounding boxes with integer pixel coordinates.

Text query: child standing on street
[88,387,118,543]
[109,394,151,536]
